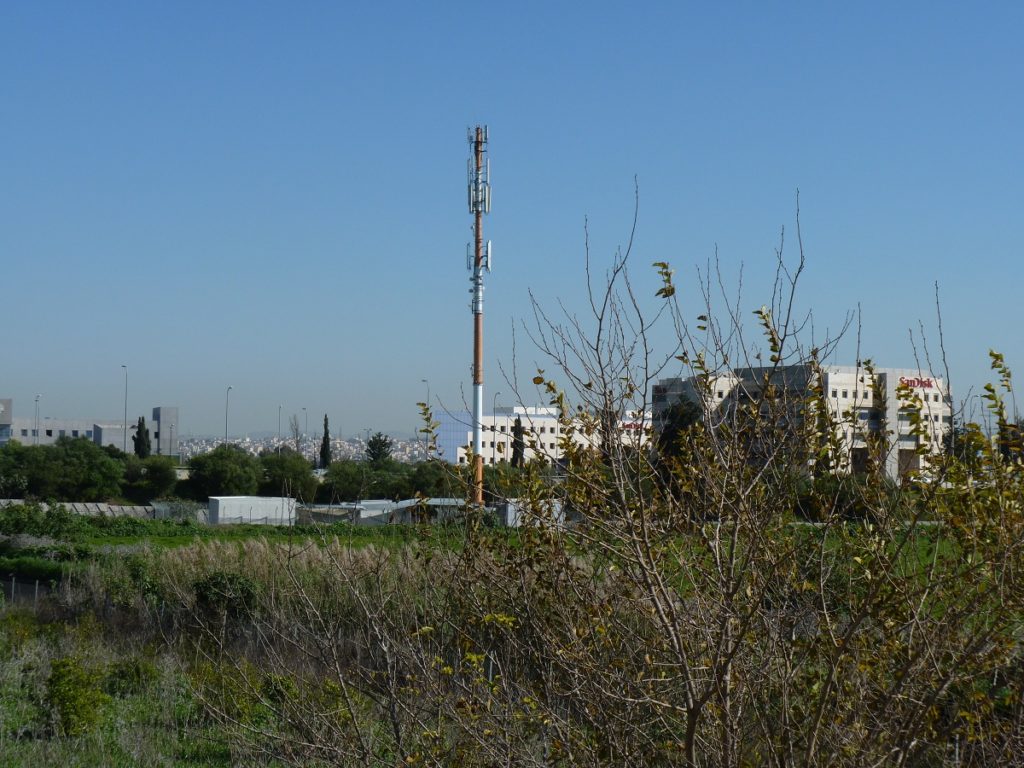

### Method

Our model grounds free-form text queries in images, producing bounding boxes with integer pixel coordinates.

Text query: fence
[3,574,51,610]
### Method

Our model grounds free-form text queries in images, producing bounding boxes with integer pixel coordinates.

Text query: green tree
[188,445,261,498]
[322,460,365,502]
[319,414,332,470]
[371,462,416,500]
[123,454,177,502]
[0,437,124,501]
[132,416,151,459]
[655,398,703,460]
[411,460,453,498]
[0,439,31,497]
[365,432,393,467]
[260,451,318,501]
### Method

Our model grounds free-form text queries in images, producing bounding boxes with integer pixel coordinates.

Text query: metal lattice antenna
[466,126,491,506]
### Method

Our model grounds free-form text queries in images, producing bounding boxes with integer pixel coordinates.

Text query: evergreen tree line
[0,435,535,506]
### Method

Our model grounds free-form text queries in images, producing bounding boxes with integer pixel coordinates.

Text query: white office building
[653,365,952,480]
[435,405,649,466]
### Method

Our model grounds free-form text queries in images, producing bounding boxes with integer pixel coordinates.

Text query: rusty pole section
[467,126,491,507]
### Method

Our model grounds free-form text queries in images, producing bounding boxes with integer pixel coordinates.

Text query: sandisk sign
[899,376,934,389]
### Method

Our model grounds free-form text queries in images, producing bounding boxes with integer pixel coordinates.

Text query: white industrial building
[435,405,649,466]
[207,496,296,525]
[0,398,179,458]
[653,365,953,480]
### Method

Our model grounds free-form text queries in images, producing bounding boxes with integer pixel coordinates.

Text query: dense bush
[0,438,123,502]
[193,570,261,631]
[318,458,525,503]
[45,656,110,736]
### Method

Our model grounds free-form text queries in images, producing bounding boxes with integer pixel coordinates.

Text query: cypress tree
[132,416,151,458]
[320,414,332,469]
[511,417,525,468]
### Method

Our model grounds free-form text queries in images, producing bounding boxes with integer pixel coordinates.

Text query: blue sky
[2,2,1022,436]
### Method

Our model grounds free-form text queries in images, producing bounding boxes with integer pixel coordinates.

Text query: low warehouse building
[207,496,296,526]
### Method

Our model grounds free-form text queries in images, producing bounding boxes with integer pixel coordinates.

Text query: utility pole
[466,125,492,507]
[121,365,128,452]
[224,386,232,443]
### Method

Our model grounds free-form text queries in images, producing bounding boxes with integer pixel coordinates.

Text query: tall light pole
[278,404,282,455]
[169,423,175,461]
[302,407,308,459]
[121,365,128,452]
[34,394,40,446]
[224,386,232,444]
[492,391,501,465]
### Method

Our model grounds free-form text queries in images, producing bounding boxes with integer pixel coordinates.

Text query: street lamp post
[492,391,501,465]
[34,394,40,446]
[169,423,175,461]
[225,386,232,444]
[302,407,308,460]
[121,365,128,452]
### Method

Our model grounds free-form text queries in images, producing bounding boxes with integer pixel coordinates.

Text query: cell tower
[467,125,491,507]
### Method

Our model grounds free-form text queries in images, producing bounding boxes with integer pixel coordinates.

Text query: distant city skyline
[3,3,1022,434]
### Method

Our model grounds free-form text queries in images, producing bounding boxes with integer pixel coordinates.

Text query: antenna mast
[467,125,491,507]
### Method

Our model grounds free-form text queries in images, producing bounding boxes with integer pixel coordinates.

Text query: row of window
[458,440,561,462]
[19,428,92,439]
[833,389,876,400]
[832,388,944,404]
[489,424,559,435]
[896,413,950,423]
